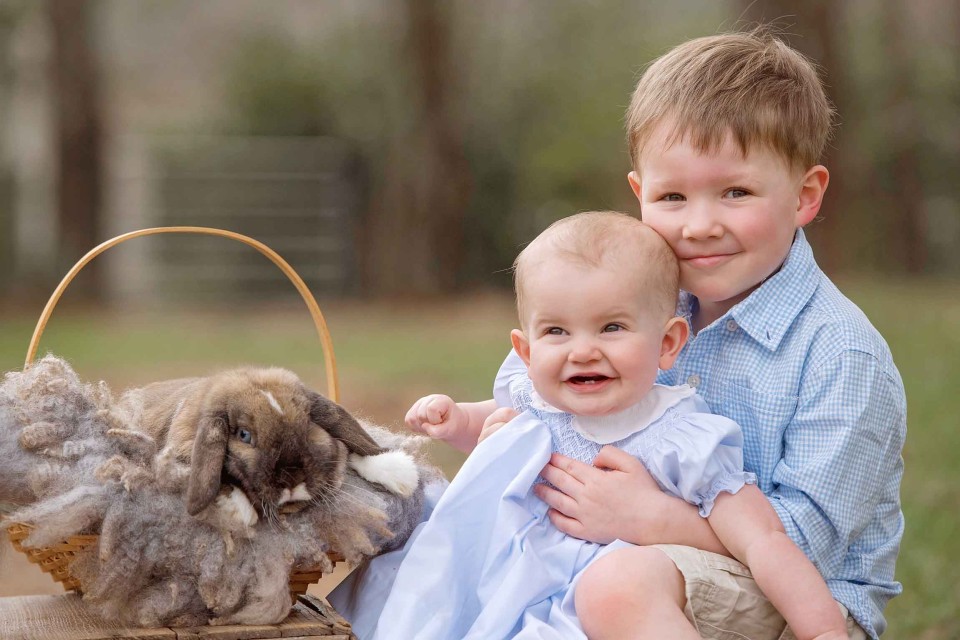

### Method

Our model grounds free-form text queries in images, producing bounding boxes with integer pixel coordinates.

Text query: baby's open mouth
[567,375,610,385]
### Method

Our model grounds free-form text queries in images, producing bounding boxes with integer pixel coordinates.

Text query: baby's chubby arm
[708,486,847,640]
[404,396,517,453]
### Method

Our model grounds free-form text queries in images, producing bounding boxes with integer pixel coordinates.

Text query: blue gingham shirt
[658,229,906,639]
[496,229,905,638]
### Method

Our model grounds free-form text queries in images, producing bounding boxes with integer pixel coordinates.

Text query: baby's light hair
[626,27,835,172]
[513,211,679,327]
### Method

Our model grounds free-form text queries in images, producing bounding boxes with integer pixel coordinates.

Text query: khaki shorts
[653,544,868,640]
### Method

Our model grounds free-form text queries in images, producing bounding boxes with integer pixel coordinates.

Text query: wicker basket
[5,226,344,601]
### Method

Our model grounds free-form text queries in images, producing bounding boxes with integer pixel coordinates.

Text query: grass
[0,281,956,638]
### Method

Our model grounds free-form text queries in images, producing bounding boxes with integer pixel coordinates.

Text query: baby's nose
[567,339,601,362]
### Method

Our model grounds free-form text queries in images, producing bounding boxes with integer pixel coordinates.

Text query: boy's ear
[510,329,532,367]
[627,171,643,203]
[658,316,689,371]
[795,165,830,227]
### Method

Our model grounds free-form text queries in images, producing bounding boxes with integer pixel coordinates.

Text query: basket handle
[24,226,340,402]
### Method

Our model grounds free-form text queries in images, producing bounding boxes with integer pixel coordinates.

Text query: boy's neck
[690,295,745,334]
[687,235,801,334]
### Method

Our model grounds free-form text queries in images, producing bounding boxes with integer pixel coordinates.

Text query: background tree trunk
[48,0,103,299]
[360,0,472,295]
[879,0,926,274]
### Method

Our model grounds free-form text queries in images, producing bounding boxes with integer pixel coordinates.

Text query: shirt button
[726,319,738,332]
[687,374,701,388]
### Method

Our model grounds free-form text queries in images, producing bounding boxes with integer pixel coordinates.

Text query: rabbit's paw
[349,450,420,497]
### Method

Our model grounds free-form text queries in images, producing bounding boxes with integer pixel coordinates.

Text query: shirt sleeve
[767,349,906,574]
[493,349,527,408]
[645,410,757,517]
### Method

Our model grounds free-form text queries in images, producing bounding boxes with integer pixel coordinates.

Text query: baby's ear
[658,317,689,371]
[510,329,531,367]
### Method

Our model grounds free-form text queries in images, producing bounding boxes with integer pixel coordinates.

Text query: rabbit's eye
[237,428,253,445]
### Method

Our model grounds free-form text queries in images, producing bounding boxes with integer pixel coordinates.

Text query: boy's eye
[661,193,685,202]
[724,188,750,199]
[545,327,566,336]
[602,323,624,333]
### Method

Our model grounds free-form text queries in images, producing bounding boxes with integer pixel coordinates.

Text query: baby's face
[633,124,811,316]
[514,258,667,417]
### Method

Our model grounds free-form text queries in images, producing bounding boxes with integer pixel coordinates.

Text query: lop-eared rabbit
[131,367,419,526]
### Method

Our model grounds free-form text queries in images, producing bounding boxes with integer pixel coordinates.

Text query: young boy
[388,212,846,640]
[523,31,906,639]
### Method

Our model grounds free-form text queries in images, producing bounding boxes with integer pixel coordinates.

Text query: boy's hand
[477,407,519,444]
[535,446,669,545]
[404,394,467,441]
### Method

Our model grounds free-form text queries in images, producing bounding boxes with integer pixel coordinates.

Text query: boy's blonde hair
[626,28,835,172]
[513,211,679,326]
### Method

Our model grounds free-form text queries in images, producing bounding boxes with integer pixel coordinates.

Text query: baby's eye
[602,323,624,333]
[545,327,566,336]
[660,193,685,202]
[723,188,750,199]
[237,428,253,444]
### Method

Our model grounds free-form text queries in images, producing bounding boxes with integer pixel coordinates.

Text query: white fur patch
[216,487,259,528]
[260,390,284,416]
[278,483,311,505]
[349,451,419,497]
[289,483,311,502]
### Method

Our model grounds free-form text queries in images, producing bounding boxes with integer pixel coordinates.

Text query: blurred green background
[0,0,957,637]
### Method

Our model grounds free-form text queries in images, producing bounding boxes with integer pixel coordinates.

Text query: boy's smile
[630,125,827,330]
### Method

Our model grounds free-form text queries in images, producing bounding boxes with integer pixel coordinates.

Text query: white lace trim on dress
[569,384,697,444]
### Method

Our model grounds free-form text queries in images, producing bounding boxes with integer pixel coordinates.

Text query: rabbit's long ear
[185,411,229,515]
[308,392,383,456]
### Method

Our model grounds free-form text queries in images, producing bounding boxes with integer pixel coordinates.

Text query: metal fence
[103,135,361,304]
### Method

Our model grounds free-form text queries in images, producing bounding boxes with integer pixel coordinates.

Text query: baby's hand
[477,407,519,444]
[404,394,467,442]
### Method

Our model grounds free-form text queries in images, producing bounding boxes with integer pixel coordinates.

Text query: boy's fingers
[534,483,578,516]
[592,445,642,472]
[545,508,583,539]
[538,462,585,497]
[548,453,594,482]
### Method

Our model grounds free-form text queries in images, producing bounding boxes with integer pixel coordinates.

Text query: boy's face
[630,125,827,319]
[511,256,686,417]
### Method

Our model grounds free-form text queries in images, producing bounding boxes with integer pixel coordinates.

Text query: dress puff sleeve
[493,349,527,409]
[644,398,757,518]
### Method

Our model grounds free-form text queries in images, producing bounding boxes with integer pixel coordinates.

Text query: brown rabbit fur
[128,367,388,523]
[2,357,432,626]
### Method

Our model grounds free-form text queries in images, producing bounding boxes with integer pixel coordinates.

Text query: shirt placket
[679,325,720,398]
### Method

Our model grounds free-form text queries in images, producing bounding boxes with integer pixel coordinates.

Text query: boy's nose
[681,204,723,240]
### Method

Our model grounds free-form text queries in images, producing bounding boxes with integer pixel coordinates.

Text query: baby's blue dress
[340,370,755,640]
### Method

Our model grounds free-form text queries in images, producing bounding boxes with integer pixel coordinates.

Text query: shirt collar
[528,385,696,444]
[678,229,820,351]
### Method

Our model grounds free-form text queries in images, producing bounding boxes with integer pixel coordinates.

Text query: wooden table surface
[0,593,356,640]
